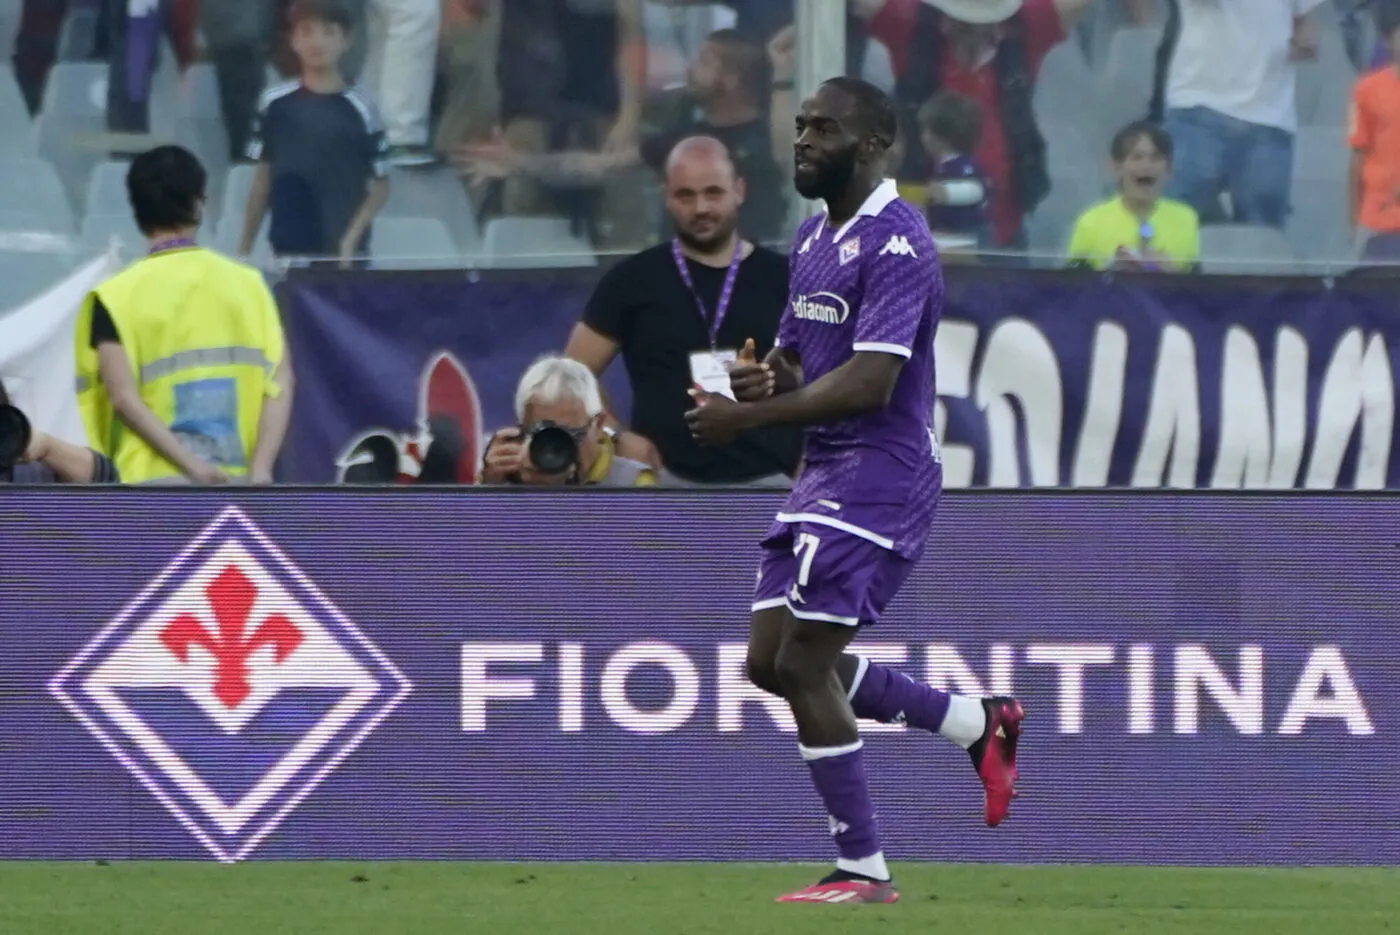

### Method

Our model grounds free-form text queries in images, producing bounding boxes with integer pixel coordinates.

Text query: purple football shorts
[750,521,917,627]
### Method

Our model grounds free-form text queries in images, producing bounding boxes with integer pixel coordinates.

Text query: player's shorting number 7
[794,532,822,587]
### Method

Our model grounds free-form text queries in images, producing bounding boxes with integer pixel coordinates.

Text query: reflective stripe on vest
[74,346,274,394]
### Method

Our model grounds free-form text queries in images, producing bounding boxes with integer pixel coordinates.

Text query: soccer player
[685,76,1024,905]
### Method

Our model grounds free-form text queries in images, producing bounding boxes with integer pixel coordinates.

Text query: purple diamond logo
[49,506,412,862]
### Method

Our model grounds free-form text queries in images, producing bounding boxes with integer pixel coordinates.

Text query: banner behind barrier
[2,490,1396,863]
[276,270,1400,489]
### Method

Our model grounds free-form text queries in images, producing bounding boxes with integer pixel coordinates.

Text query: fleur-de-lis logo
[161,566,303,709]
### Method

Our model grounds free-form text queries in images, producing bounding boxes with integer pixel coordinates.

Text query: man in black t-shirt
[564,136,800,486]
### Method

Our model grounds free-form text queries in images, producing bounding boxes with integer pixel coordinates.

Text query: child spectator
[241,0,390,263]
[1067,121,1199,272]
[1349,2,1400,262]
[917,90,989,251]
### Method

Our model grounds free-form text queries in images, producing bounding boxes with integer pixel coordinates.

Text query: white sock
[836,851,890,882]
[939,695,987,749]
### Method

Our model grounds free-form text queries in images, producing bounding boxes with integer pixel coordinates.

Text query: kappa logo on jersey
[48,507,412,862]
[792,292,851,325]
[879,235,918,258]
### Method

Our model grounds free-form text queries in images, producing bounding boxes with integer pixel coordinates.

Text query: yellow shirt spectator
[1067,197,1200,271]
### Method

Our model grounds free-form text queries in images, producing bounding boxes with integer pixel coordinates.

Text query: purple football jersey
[773,179,944,559]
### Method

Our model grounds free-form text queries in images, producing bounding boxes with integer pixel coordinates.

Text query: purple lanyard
[671,239,742,350]
[149,237,198,255]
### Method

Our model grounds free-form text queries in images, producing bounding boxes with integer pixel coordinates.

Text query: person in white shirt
[1158,0,1324,228]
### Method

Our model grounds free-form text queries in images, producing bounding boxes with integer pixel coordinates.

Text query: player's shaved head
[665,135,737,180]
[665,136,746,256]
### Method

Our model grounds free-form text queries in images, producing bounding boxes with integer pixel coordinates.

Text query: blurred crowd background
[0,0,1388,309]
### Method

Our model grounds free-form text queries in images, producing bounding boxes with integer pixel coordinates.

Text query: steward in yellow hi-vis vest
[74,146,294,485]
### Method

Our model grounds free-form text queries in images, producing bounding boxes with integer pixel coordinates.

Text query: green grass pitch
[1,862,1397,935]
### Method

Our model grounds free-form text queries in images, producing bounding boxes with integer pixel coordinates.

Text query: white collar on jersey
[824,178,900,243]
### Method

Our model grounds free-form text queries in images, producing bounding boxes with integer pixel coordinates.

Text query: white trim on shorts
[751,597,787,612]
[774,512,895,550]
[846,654,871,700]
[786,598,860,627]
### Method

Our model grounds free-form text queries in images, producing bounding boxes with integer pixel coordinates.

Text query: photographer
[479,356,657,487]
[0,382,118,484]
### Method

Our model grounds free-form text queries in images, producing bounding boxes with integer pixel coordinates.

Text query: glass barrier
[0,0,1388,284]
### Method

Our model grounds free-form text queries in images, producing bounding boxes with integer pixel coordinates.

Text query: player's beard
[675,213,738,257]
[794,144,859,203]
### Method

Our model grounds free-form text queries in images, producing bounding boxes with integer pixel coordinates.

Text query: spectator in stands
[851,0,1100,257]
[102,0,198,139]
[0,380,118,484]
[457,28,788,245]
[74,145,292,485]
[241,0,390,263]
[486,0,648,248]
[434,0,499,159]
[354,0,440,166]
[1155,0,1323,229]
[918,90,989,251]
[1067,120,1199,271]
[201,0,276,162]
[478,356,658,487]
[563,136,800,487]
[1349,2,1400,261]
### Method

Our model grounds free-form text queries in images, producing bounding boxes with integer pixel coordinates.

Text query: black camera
[0,404,31,471]
[523,421,587,477]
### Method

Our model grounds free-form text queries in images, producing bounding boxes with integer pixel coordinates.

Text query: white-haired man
[478,356,657,487]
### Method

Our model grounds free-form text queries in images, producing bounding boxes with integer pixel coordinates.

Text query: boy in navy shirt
[241,0,390,262]
[917,91,988,248]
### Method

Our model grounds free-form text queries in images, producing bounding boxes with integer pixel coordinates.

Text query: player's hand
[727,337,775,402]
[684,390,751,446]
[480,428,527,484]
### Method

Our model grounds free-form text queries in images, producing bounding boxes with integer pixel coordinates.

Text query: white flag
[0,249,122,446]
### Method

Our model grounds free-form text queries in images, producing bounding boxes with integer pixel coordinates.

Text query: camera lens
[0,404,32,470]
[528,425,579,476]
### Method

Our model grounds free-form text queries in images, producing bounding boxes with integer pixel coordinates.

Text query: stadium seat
[36,62,108,212]
[218,163,258,229]
[0,158,75,232]
[173,120,230,223]
[1026,175,1109,261]
[1034,44,1101,149]
[0,248,78,311]
[371,216,461,268]
[1292,125,1348,183]
[57,6,100,62]
[0,211,74,237]
[80,212,147,259]
[0,66,36,156]
[84,159,133,218]
[1044,130,1099,184]
[212,212,273,264]
[1297,8,1355,127]
[479,216,597,268]
[1198,224,1296,274]
[176,64,222,121]
[1096,28,1162,144]
[380,165,482,255]
[1287,179,1352,270]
